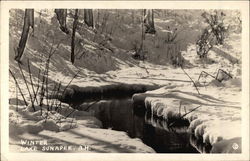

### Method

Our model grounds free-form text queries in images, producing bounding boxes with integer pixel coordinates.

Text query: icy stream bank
[78,99,199,153]
[57,83,161,104]
[132,84,241,153]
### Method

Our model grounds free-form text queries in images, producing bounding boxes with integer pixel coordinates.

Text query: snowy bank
[9,103,155,153]
[58,83,161,104]
[132,82,241,153]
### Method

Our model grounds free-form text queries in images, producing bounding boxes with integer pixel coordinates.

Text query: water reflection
[190,134,212,153]
[84,99,200,153]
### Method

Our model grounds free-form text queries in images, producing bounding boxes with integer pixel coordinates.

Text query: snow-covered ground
[9,103,154,153]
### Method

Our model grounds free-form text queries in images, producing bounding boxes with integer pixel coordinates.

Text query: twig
[27,59,38,104]
[17,63,36,111]
[46,41,62,109]
[169,105,202,127]
[39,59,48,106]
[62,70,80,95]
[41,51,52,108]
[16,82,18,111]
[45,60,50,110]
[198,71,216,82]
[70,117,75,129]
[184,106,187,114]
[83,101,99,111]
[45,53,54,109]
[59,102,62,111]
[77,51,86,60]
[178,101,182,117]
[48,81,60,108]
[54,82,62,110]
[179,105,202,119]
[39,67,46,106]
[50,41,61,56]
[215,69,233,82]
[34,68,41,104]
[55,102,62,113]
[181,67,200,95]
[50,82,62,110]
[65,109,76,118]
[9,69,28,106]
[39,41,61,107]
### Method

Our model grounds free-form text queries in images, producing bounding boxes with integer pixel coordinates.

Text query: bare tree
[15,9,34,62]
[100,11,110,34]
[96,9,100,29]
[84,9,93,27]
[108,10,121,36]
[71,9,79,64]
[133,9,146,60]
[134,9,156,60]
[144,9,156,34]
[131,10,135,23]
[55,9,69,34]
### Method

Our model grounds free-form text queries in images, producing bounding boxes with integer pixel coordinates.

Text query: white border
[1,1,249,161]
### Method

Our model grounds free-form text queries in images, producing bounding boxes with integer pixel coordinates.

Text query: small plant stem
[198,71,216,82]
[169,105,202,127]
[46,62,49,110]
[65,109,76,118]
[18,62,35,109]
[34,68,41,103]
[180,105,201,119]
[27,59,38,104]
[16,82,18,111]
[178,101,182,117]
[9,69,28,106]
[62,71,80,95]
[181,67,200,95]
[17,63,36,111]
[50,82,61,110]
[39,68,46,106]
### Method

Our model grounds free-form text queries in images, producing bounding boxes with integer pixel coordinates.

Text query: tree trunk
[151,9,155,29]
[100,12,109,34]
[96,9,100,29]
[144,9,156,34]
[140,9,145,59]
[131,10,135,23]
[71,9,79,64]
[84,9,94,27]
[55,9,69,34]
[15,9,34,62]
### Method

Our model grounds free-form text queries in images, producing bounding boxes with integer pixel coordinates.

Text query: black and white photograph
[1,1,249,161]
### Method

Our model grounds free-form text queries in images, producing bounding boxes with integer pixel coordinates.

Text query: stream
[81,99,200,153]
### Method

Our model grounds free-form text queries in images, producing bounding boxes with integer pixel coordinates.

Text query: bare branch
[62,70,80,95]
[18,63,36,111]
[9,69,28,106]
[181,67,200,95]
[27,59,38,104]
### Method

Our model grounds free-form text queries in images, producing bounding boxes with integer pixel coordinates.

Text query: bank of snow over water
[132,81,241,153]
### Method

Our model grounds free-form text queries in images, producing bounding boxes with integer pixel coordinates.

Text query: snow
[8,9,243,153]
[133,81,241,152]
[9,104,154,153]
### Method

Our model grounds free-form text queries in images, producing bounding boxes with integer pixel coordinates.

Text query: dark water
[88,99,199,153]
